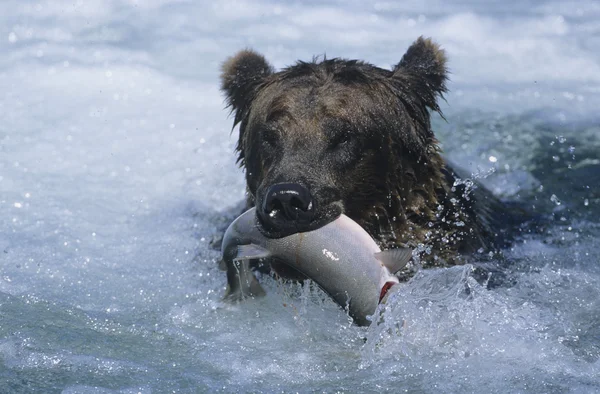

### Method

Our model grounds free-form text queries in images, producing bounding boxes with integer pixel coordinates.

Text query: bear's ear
[220,49,274,126]
[393,37,448,111]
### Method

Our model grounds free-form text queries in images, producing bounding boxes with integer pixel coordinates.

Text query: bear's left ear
[220,49,274,126]
[392,37,448,112]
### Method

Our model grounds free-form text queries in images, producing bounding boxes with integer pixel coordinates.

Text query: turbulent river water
[1,0,599,392]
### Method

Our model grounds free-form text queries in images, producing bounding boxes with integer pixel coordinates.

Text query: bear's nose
[259,183,315,235]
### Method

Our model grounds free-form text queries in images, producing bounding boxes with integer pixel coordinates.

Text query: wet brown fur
[220,37,507,275]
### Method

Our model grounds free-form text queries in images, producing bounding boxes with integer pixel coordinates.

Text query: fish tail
[223,259,266,301]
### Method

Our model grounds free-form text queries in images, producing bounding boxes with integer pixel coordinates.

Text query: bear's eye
[327,131,362,168]
[328,131,352,151]
[261,128,279,150]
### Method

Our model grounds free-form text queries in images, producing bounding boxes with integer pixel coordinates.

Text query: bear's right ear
[392,37,448,114]
[220,49,274,126]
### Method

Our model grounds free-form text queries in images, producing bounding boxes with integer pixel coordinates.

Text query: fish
[220,207,413,326]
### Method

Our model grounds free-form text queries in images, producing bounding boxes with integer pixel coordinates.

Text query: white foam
[0,0,599,392]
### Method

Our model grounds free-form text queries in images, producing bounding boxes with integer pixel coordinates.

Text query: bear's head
[220,37,448,241]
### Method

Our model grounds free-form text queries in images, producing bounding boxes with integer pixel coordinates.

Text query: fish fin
[374,248,413,274]
[224,259,266,302]
[233,244,271,261]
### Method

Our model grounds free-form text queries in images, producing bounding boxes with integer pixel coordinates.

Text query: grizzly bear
[219,37,515,296]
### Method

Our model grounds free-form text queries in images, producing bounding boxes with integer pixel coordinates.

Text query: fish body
[220,208,412,326]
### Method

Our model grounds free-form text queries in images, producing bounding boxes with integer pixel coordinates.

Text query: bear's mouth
[255,201,343,239]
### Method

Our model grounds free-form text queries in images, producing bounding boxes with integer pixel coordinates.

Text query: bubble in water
[8,32,17,43]
[584,199,589,207]
[550,194,561,206]
[557,135,566,143]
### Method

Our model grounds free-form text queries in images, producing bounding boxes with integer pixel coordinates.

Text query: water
[1,0,599,392]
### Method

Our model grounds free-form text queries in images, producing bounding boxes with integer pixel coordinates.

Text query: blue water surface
[1,1,599,392]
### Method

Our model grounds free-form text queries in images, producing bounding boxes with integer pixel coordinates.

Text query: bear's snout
[258,182,316,237]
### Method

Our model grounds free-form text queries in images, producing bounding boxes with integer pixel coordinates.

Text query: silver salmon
[220,208,412,326]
